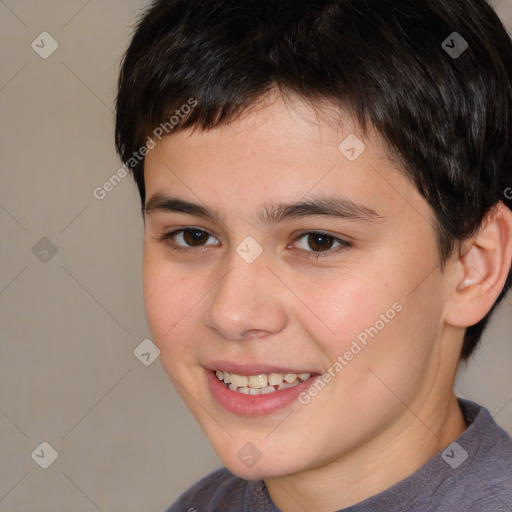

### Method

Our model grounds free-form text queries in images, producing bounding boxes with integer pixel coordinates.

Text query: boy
[115,0,512,510]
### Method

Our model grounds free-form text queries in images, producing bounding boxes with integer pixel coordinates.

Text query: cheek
[142,254,196,354]
[291,259,437,390]
[290,271,385,360]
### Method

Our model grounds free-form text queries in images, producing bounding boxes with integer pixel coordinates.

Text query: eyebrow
[144,193,384,225]
[259,196,384,225]
[144,194,220,220]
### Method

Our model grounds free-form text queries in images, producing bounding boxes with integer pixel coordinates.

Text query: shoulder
[433,398,512,511]
[164,467,251,512]
[458,398,512,474]
[355,399,512,512]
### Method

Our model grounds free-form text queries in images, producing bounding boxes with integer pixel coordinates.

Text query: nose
[202,255,288,341]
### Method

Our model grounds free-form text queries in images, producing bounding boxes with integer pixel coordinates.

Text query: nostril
[241,329,269,339]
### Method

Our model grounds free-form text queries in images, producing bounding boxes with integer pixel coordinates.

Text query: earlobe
[445,202,512,327]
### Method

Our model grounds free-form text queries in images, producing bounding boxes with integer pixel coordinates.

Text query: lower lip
[207,370,319,416]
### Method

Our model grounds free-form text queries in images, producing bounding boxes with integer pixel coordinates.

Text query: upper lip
[204,360,318,375]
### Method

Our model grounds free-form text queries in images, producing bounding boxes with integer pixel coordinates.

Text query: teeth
[215,370,312,394]
[248,374,268,389]
[230,374,248,387]
[268,373,284,386]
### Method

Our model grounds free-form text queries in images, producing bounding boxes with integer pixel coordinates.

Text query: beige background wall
[1,1,511,511]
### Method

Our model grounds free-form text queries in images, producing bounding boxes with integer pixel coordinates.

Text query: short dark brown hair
[115,0,512,359]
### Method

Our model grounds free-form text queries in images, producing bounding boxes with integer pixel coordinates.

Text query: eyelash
[156,227,352,260]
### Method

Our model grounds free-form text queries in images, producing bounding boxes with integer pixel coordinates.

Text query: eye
[292,231,351,258]
[158,228,220,250]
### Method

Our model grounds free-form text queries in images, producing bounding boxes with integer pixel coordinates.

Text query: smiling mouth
[215,370,313,395]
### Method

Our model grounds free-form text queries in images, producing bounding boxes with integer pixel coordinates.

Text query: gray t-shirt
[165,398,512,511]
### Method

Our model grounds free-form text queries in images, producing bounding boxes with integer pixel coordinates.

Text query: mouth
[215,370,312,395]
[207,365,320,416]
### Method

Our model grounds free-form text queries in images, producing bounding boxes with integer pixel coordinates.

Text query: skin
[141,92,509,511]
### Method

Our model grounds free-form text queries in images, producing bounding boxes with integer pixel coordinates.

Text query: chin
[212,440,307,481]
[222,458,294,481]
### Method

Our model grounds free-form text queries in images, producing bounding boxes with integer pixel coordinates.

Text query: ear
[444,202,512,328]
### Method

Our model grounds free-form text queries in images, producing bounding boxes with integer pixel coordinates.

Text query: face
[142,94,457,480]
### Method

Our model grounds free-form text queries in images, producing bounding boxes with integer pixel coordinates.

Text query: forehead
[143,94,430,230]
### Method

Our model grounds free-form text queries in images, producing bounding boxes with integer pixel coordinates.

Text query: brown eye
[292,231,351,259]
[158,228,220,250]
[306,233,335,252]
[182,229,210,246]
